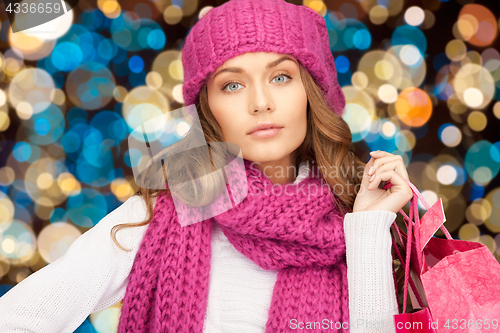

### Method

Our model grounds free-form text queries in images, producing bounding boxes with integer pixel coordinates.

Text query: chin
[243,149,295,164]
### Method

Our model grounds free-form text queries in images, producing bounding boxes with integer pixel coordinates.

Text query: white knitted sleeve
[0,195,154,333]
[343,210,399,333]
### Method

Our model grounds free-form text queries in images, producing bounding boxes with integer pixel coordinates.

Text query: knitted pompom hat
[181,0,346,116]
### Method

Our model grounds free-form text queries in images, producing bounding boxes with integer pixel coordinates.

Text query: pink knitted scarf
[117,159,350,332]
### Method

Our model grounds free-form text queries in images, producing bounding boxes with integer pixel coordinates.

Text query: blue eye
[224,82,243,92]
[271,74,291,84]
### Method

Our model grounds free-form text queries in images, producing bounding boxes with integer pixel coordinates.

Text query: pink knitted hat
[181,0,346,116]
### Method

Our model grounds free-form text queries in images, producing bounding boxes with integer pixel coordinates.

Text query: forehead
[209,52,299,81]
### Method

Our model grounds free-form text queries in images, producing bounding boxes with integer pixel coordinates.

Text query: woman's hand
[352,150,413,214]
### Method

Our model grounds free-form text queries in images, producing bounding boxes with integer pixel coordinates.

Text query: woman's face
[206,52,308,174]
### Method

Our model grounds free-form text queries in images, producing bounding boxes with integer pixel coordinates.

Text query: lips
[247,122,284,135]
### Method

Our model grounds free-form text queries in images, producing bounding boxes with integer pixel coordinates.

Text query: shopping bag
[386,179,500,333]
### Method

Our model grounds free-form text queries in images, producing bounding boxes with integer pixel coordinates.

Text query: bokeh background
[1,0,500,331]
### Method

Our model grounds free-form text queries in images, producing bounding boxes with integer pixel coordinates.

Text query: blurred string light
[0,0,499,331]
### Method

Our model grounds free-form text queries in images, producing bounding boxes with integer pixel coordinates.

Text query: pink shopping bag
[385,179,500,333]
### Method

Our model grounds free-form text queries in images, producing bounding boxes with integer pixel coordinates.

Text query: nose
[248,82,275,114]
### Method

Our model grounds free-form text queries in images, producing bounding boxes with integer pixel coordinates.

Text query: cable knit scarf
[117,159,350,332]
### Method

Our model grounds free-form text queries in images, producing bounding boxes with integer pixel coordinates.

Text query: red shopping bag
[385,179,500,333]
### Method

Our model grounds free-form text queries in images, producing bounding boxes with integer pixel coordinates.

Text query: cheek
[207,86,229,136]
[284,86,308,127]
[208,105,242,143]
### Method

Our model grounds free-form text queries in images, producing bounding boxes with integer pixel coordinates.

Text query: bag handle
[402,189,417,313]
[391,228,425,310]
[387,179,453,313]
[403,180,453,240]
[382,180,452,241]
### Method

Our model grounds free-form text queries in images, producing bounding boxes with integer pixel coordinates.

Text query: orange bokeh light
[395,87,433,127]
[458,4,497,47]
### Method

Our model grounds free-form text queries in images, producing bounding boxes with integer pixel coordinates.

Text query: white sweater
[0,163,399,333]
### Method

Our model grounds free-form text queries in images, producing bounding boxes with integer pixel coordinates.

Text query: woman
[0,0,413,332]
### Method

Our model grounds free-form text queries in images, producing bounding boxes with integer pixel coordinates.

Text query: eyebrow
[210,56,298,81]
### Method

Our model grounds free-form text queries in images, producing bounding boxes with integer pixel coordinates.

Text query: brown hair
[110,60,367,252]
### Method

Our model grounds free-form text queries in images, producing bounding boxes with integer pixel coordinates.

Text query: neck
[250,154,299,185]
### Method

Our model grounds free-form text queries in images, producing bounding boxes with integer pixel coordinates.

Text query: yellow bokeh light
[146,71,163,90]
[468,110,487,131]
[351,71,369,90]
[1,237,16,255]
[164,5,183,25]
[453,63,494,110]
[381,121,396,138]
[11,30,43,51]
[0,90,5,107]
[0,167,15,187]
[374,60,395,80]
[307,0,327,17]
[169,60,183,81]
[463,88,484,108]
[466,199,491,226]
[0,196,15,224]
[0,112,9,132]
[15,102,33,120]
[152,50,183,89]
[57,172,81,196]
[122,86,171,133]
[37,173,54,190]
[198,6,213,20]
[458,223,480,242]
[111,178,135,201]
[172,84,184,104]
[479,235,496,254]
[437,165,457,185]
[357,50,404,90]
[378,84,398,104]
[98,0,121,19]
[493,102,500,119]
[445,39,467,62]
[457,14,478,41]
[50,89,66,105]
[113,86,128,103]
[421,9,436,30]
[4,57,23,76]
[369,5,389,25]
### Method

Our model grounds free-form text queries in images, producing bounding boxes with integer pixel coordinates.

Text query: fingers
[368,169,413,201]
[369,160,409,182]
[361,156,376,188]
[368,152,409,181]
